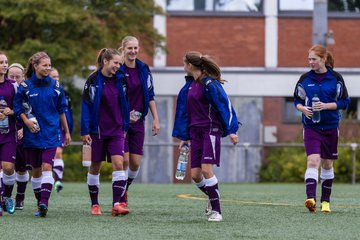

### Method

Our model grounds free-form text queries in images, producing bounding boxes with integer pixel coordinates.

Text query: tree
[0,0,164,77]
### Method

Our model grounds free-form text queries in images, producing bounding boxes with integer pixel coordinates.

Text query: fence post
[243,142,250,182]
[350,143,357,185]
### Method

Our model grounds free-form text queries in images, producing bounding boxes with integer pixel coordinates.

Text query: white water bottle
[312,94,321,123]
[82,144,92,167]
[175,143,189,180]
[0,96,9,134]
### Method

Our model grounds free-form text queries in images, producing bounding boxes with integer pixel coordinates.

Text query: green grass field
[1,183,360,240]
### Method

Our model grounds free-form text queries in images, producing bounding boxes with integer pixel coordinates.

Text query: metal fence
[71,141,359,184]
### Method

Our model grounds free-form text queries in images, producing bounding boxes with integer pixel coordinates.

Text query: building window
[166,0,263,12]
[279,0,360,12]
[283,97,302,123]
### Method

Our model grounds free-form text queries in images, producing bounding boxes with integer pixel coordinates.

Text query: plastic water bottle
[175,143,189,180]
[22,102,40,132]
[0,97,9,134]
[312,94,321,123]
[82,144,92,167]
[130,110,142,122]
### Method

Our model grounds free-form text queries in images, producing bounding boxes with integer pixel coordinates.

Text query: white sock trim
[53,168,63,179]
[53,158,64,168]
[87,173,100,186]
[31,177,42,189]
[305,168,319,182]
[193,178,206,188]
[112,171,126,182]
[3,172,16,186]
[205,175,218,187]
[128,168,140,179]
[41,171,54,185]
[16,172,30,182]
[320,168,334,180]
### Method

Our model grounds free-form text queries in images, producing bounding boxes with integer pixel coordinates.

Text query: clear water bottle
[0,96,9,134]
[82,144,92,167]
[130,110,142,122]
[175,143,189,180]
[312,94,321,123]
[22,102,40,132]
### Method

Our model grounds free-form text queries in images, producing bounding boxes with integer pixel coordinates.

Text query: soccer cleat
[111,204,129,216]
[304,198,316,213]
[54,181,63,193]
[4,197,16,214]
[205,200,212,216]
[91,204,102,216]
[34,210,40,217]
[15,200,24,210]
[38,203,48,217]
[321,201,331,213]
[208,211,223,222]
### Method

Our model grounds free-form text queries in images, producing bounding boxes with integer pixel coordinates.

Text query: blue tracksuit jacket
[172,76,239,141]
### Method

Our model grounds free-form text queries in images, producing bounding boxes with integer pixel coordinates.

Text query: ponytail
[25,51,50,79]
[184,51,225,84]
[96,48,121,70]
[309,44,335,69]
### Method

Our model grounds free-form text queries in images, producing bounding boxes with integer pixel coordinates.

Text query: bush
[62,145,115,182]
[259,143,360,183]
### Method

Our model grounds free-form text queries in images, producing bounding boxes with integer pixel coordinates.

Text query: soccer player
[7,63,29,210]
[294,44,350,213]
[0,52,18,215]
[118,36,160,206]
[13,51,71,217]
[172,51,239,221]
[49,67,74,193]
[81,48,130,216]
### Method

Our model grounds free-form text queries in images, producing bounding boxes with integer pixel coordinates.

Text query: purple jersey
[187,80,222,129]
[125,65,144,115]
[0,78,17,144]
[98,76,123,138]
[315,72,327,83]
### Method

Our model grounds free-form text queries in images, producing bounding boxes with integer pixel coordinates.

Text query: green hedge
[62,145,114,182]
[259,144,360,183]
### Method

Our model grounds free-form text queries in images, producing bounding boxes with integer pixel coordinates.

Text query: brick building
[127,0,360,183]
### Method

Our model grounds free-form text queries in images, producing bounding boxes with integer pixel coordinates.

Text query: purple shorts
[0,141,16,163]
[303,128,339,160]
[15,144,32,172]
[24,147,57,168]
[124,120,145,155]
[189,127,222,168]
[91,134,125,163]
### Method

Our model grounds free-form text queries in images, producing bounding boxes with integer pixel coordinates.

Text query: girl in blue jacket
[81,48,130,217]
[118,36,160,206]
[172,51,239,222]
[294,44,350,213]
[13,51,71,217]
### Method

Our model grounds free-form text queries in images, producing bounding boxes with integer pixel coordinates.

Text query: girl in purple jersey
[81,48,130,216]
[173,51,239,222]
[118,36,160,206]
[294,45,350,213]
[0,52,18,216]
[7,63,29,210]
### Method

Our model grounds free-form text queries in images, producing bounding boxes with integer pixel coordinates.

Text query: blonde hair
[118,36,139,53]
[8,63,24,72]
